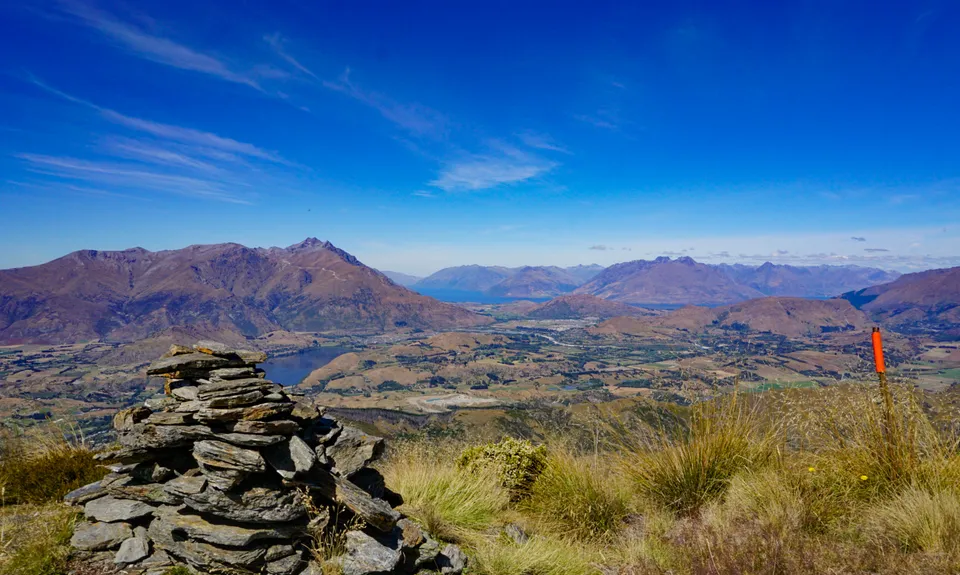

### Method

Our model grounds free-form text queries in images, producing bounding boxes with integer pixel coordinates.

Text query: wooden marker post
[872,327,900,477]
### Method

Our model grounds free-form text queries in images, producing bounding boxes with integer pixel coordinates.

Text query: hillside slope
[526,294,655,319]
[719,262,899,298]
[0,238,490,344]
[842,266,960,334]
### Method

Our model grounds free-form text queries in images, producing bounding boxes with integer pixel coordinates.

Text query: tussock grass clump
[382,443,509,542]
[622,392,777,515]
[709,468,805,535]
[864,486,960,554]
[458,437,547,498]
[0,423,105,505]
[523,451,629,542]
[471,534,600,575]
[0,504,77,575]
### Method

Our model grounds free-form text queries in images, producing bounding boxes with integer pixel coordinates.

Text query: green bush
[457,437,547,498]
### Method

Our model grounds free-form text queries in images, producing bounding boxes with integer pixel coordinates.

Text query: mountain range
[413,258,898,304]
[413,264,605,297]
[0,238,489,345]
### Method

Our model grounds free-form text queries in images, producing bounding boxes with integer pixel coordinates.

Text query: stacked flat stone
[65,341,465,575]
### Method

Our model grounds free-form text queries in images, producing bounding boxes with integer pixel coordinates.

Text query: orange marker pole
[872,327,899,476]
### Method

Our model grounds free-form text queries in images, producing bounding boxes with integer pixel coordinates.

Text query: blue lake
[260,347,352,385]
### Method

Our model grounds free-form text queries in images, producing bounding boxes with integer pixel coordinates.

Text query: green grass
[937,368,960,380]
[0,504,77,575]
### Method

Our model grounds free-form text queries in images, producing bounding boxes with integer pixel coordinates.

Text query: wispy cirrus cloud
[851,236,867,242]
[58,0,264,89]
[18,80,303,204]
[589,245,612,251]
[516,131,571,154]
[430,147,556,192]
[264,33,319,80]
[324,68,448,139]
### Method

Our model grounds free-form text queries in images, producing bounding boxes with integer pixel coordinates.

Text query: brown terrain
[718,262,900,298]
[575,256,765,305]
[843,266,960,334]
[526,294,657,319]
[0,238,490,344]
[592,297,871,338]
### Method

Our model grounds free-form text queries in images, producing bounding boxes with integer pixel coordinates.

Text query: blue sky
[1,0,959,275]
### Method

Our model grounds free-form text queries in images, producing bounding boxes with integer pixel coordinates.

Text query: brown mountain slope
[485,266,582,298]
[593,297,871,338]
[842,266,960,334]
[526,294,657,320]
[0,238,490,344]
[574,257,764,305]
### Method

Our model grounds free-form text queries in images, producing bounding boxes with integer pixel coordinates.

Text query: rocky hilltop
[65,341,465,575]
[842,266,960,335]
[0,238,490,345]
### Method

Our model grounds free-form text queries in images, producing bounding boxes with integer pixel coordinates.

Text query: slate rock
[145,411,194,425]
[148,518,267,570]
[217,432,287,448]
[182,483,307,524]
[162,344,194,358]
[438,544,468,575]
[114,536,151,564]
[291,401,321,422]
[84,496,156,523]
[339,530,402,575]
[114,406,152,431]
[264,435,316,479]
[398,518,424,547]
[194,341,268,363]
[153,505,306,547]
[230,419,300,435]
[64,480,105,505]
[118,423,212,450]
[147,353,238,376]
[143,396,177,410]
[326,426,384,477]
[267,552,305,575]
[265,544,297,562]
[70,521,132,551]
[197,467,248,491]
[193,440,266,472]
[163,474,208,498]
[263,393,286,402]
[210,366,265,380]
[198,377,277,397]
[194,402,293,423]
[171,386,199,401]
[204,390,265,409]
[415,535,443,569]
[105,480,181,505]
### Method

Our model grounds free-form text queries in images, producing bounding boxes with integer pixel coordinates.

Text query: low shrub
[457,437,547,497]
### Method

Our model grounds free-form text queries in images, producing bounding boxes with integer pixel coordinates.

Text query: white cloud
[59,0,262,89]
[430,152,556,192]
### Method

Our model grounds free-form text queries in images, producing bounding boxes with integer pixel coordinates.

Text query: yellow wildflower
[808,467,816,472]
[860,475,868,481]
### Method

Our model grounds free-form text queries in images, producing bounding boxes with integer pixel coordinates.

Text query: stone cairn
[65,341,465,575]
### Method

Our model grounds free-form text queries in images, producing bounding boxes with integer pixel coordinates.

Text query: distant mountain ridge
[415,264,604,297]
[380,271,423,287]
[841,266,960,335]
[417,258,897,305]
[525,294,657,320]
[0,238,490,345]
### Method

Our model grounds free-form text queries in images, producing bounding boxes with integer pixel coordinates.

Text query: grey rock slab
[288,468,399,532]
[265,544,297,562]
[325,426,384,477]
[143,396,177,410]
[263,393,286,402]
[193,439,266,472]
[339,530,402,575]
[153,505,305,547]
[171,386,199,401]
[181,483,306,524]
[84,496,156,523]
[415,535,443,569]
[229,419,300,435]
[106,481,181,505]
[145,411,194,425]
[210,366,265,380]
[163,474,207,497]
[147,352,240,376]
[266,552,304,575]
[148,518,267,570]
[203,390,265,409]
[118,423,212,449]
[217,432,287,448]
[198,377,276,397]
[70,521,132,551]
[197,466,248,491]
[194,402,293,423]
[438,544,468,575]
[114,536,151,564]
[264,435,316,479]
[64,480,105,505]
